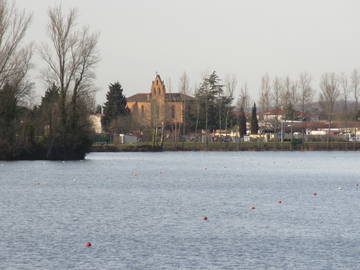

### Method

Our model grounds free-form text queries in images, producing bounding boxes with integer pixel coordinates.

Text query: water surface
[1,152,360,269]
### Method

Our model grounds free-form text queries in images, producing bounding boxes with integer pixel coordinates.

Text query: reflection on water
[1,152,360,269]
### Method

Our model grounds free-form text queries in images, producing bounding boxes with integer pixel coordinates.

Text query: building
[127,74,194,127]
[263,109,285,121]
[89,114,103,134]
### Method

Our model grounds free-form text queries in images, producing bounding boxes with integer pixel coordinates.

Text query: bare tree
[319,73,340,145]
[259,73,271,116]
[290,79,299,109]
[179,72,190,136]
[237,83,250,112]
[272,77,282,110]
[194,84,201,137]
[166,77,173,93]
[340,73,351,124]
[179,72,189,95]
[0,0,33,158]
[298,72,313,139]
[0,0,32,96]
[40,5,99,128]
[281,76,292,108]
[281,76,299,116]
[299,73,313,115]
[224,75,237,130]
[39,4,99,159]
[351,69,360,115]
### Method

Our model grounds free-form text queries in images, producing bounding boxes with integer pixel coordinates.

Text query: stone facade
[89,114,103,133]
[127,75,193,127]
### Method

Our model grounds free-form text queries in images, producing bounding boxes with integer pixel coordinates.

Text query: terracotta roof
[264,109,285,115]
[232,110,251,117]
[165,93,194,102]
[127,93,194,102]
[127,93,149,102]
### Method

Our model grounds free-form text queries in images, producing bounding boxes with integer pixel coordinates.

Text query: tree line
[0,1,99,160]
[100,69,360,143]
[1,0,359,159]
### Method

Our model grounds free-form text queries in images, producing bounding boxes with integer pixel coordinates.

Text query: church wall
[126,75,192,128]
[127,101,152,126]
[165,102,184,124]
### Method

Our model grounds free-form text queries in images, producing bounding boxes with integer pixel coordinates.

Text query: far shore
[91,142,360,152]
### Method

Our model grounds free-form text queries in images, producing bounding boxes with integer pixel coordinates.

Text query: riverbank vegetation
[92,141,360,152]
[0,1,99,160]
[98,69,360,149]
[1,1,360,160]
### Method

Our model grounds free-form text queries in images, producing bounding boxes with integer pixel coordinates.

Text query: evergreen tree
[41,84,60,106]
[0,83,18,146]
[195,71,230,131]
[250,103,259,134]
[95,105,102,114]
[239,107,247,137]
[39,84,60,137]
[102,82,130,133]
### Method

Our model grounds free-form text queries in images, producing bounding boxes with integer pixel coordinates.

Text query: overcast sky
[17,0,360,104]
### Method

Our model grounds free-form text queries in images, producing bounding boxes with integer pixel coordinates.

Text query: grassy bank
[91,141,360,152]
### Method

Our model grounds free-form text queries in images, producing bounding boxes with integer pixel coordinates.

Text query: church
[127,74,194,128]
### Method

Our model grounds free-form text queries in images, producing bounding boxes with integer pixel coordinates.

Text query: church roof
[127,93,194,102]
[165,93,194,102]
[127,93,149,102]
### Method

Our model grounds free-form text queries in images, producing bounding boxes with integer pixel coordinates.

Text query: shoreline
[91,142,360,152]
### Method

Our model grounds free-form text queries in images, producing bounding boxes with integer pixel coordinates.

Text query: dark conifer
[40,84,60,107]
[239,107,247,137]
[250,102,259,134]
[102,82,130,132]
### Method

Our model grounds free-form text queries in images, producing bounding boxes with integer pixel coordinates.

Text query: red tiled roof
[127,93,149,102]
[165,93,194,102]
[127,93,194,102]
[264,109,285,115]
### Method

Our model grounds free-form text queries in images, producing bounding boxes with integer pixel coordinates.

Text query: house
[127,74,194,127]
[263,109,285,121]
[89,114,103,134]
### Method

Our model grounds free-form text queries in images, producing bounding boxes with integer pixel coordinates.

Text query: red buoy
[203,216,208,221]
[250,206,256,210]
[313,192,317,196]
[85,242,92,247]
[277,200,283,204]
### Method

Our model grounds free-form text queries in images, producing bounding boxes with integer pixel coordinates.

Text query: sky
[17,0,360,105]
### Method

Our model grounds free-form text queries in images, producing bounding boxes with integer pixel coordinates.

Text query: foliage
[35,4,99,160]
[239,107,247,137]
[355,110,360,121]
[194,71,234,131]
[250,103,259,134]
[102,82,130,133]
[0,84,42,160]
[95,104,102,114]
[284,102,296,120]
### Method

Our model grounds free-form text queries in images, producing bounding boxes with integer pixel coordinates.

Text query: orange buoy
[85,242,92,247]
[277,200,283,204]
[203,216,208,221]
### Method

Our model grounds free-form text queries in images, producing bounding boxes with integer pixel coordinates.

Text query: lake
[1,152,360,269]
